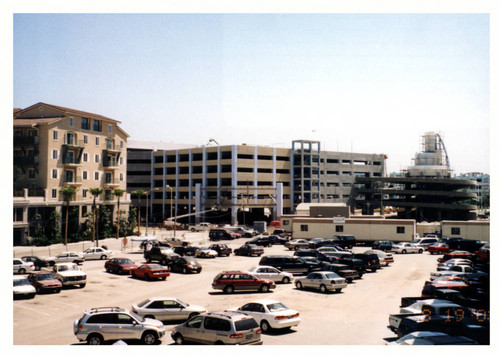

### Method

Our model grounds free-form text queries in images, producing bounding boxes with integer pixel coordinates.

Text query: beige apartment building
[13,102,131,245]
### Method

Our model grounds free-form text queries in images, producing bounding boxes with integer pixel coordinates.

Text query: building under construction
[352,132,478,222]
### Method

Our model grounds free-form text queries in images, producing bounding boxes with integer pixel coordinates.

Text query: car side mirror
[132,321,137,325]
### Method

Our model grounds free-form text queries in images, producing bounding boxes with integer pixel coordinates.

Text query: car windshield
[118,259,133,264]
[267,302,288,312]
[235,318,259,331]
[148,264,166,270]
[37,273,55,280]
[14,278,31,286]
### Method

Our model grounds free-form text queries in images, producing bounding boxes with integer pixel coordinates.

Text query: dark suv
[259,255,320,275]
[371,240,395,251]
[209,228,236,241]
[332,235,356,249]
[209,244,232,257]
[352,253,381,272]
[212,271,276,294]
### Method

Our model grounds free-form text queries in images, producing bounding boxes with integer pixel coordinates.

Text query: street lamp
[166,185,176,238]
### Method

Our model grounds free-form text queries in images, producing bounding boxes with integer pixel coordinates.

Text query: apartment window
[82,189,87,198]
[120,140,124,149]
[335,225,344,233]
[119,173,124,181]
[52,189,57,198]
[83,153,88,162]
[105,172,112,184]
[81,117,90,130]
[93,119,102,132]
[69,117,74,127]
[82,171,88,180]
[28,169,36,179]
[94,154,100,163]
[52,149,59,160]
[300,225,309,232]
[396,226,405,234]
[83,135,88,144]
[108,124,112,134]
[95,137,100,146]
[451,227,461,235]
[94,171,100,180]
[119,157,124,165]
[105,138,113,150]
[52,130,58,140]
[51,169,58,179]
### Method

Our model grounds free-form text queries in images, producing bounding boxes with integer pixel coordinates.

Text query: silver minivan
[171,311,263,345]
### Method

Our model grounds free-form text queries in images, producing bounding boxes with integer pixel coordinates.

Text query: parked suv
[259,255,320,274]
[171,311,262,345]
[74,307,166,345]
[212,271,276,294]
[331,235,356,249]
[209,244,232,257]
[209,228,237,241]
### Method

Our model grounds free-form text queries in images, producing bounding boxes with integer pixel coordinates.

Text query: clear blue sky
[13,13,490,174]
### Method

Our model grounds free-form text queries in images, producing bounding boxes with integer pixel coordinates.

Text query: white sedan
[295,271,347,293]
[80,247,112,260]
[131,297,207,321]
[13,258,34,274]
[248,266,294,284]
[195,247,218,258]
[391,242,424,254]
[229,299,300,333]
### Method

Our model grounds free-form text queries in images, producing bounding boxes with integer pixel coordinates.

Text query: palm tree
[89,188,103,244]
[132,189,145,235]
[113,188,126,239]
[59,187,76,247]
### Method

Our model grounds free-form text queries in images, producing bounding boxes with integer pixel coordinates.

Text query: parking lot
[13,231,442,345]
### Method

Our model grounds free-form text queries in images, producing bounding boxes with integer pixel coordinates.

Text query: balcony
[63,138,85,149]
[103,177,120,188]
[63,176,82,187]
[14,136,39,146]
[14,155,39,166]
[62,154,82,167]
[103,156,119,169]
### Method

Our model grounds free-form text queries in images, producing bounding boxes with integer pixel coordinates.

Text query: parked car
[259,255,320,274]
[428,243,451,255]
[13,258,34,274]
[447,239,484,253]
[438,251,476,263]
[46,251,84,266]
[285,239,310,250]
[475,243,489,261]
[234,244,264,257]
[212,271,276,294]
[131,264,170,280]
[352,253,381,272]
[190,222,213,232]
[331,235,356,249]
[209,244,232,257]
[52,262,87,288]
[430,265,488,282]
[314,240,343,249]
[295,271,347,293]
[319,262,360,283]
[307,238,325,248]
[437,258,473,271]
[170,256,202,274]
[229,300,300,333]
[209,228,237,241]
[392,242,424,254]
[21,256,47,270]
[411,237,439,250]
[13,275,36,299]
[171,311,262,345]
[245,236,273,247]
[104,257,139,275]
[162,237,189,247]
[173,246,199,257]
[80,247,112,260]
[267,235,288,245]
[425,276,471,293]
[144,246,180,265]
[247,265,294,284]
[27,272,62,293]
[316,245,349,253]
[195,247,218,258]
[386,331,478,345]
[294,249,320,258]
[232,227,255,238]
[131,297,207,321]
[364,250,394,266]
[74,307,165,345]
[371,240,395,251]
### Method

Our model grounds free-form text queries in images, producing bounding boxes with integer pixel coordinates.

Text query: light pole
[166,185,175,238]
[145,191,149,235]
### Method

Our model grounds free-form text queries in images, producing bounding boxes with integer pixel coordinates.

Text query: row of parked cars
[385,236,490,345]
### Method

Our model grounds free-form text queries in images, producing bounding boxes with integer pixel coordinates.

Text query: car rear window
[235,318,259,331]
[204,317,231,331]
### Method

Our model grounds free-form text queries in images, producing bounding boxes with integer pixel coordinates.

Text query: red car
[438,251,476,263]
[475,244,489,261]
[212,271,276,293]
[104,258,139,275]
[131,264,170,280]
[426,276,470,292]
[428,243,450,255]
[27,272,62,293]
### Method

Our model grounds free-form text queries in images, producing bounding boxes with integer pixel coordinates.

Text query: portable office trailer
[441,220,490,242]
[290,217,416,243]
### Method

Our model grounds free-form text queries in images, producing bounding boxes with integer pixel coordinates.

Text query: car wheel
[282,276,290,284]
[260,320,271,333]
[335,288,342,293]
[131,271,136,278]
[320,284,327,293]
[174,333,184,345]
[144,273,150,280]
[214,340,225,345]
[294,246,299,250]
[224,285,235,294]
[49,261,55,266]
[142,331,158,345]
[260,284,270,293]
[35,265,41,271]
[188,312,199,319]
[191,228,196,232]
[418,249,423,254]
[402,249,407,254]
[105,266,111,273]
[80,283,86,288]
[35,286,41,293]
[182,267,187,274]
[56,288,61,293]
[87,333,103,345]
[18,268,26,274]
[146,257,152,263]
[296,281,303,290]
[100,255,107,260]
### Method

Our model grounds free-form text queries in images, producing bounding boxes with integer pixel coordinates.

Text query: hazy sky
[13,13,490,174]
